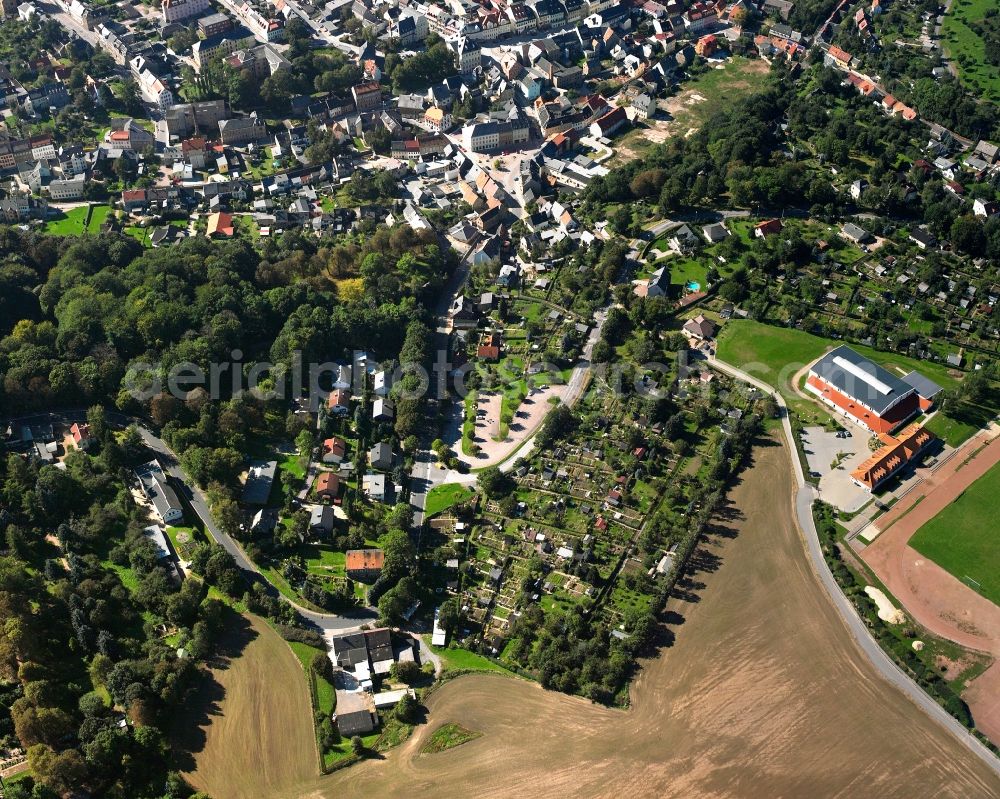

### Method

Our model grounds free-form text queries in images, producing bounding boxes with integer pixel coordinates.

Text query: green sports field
[909,461,1000,607]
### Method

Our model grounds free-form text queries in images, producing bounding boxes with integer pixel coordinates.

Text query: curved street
[8,359,999,774]
[4,409,375,632]
[707,356,1000,778]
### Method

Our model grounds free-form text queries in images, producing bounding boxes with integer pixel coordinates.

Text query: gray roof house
[369,442,394,470]
[136,461,184,524]
[241,459,277,505]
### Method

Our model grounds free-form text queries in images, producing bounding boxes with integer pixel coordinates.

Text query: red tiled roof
[755,218,783,236]
[346,549,384,572]
[314,472,340,495]
[850,423,935,490]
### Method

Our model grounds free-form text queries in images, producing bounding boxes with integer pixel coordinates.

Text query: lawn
[45,205,89,235]
[45,205,115,236]
[611,57,770,164]
[924,400,997,448]
[432,644,514,675]
[716,319,963,397]
[279,450,307,480]
[303,544,346,574]
[420,722,482,754]
[88,205,111,231]
[667,258,708,288]
[941,0,1000,103]
[715,319,988,441]
[425,483,474,517]
[909,462,1000,606]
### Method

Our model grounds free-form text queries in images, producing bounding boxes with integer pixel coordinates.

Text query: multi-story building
[452,37,481,75]
[424,106,452,131]
[226,43,291,79]
[105,118,156,152]
[218,115,267,145]
[164,100,230,139]
[351,81,382,111]
[161,0,210,24]
[391,9,429,44]
[137,69,174,110]
[462,116,529,152]
[231,1,285,42]
[0,195,47,221]
[506,2,537,33]
[47,175,87,201]
[29,134,56,161]
[198,11,232,37]
[192,27,256,71]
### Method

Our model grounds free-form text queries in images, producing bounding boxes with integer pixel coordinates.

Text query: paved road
[4,410,374,632]
[707,357,1000,778]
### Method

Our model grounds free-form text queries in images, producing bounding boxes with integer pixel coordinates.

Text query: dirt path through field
[174,613,317,798]
[171,437,1000,799]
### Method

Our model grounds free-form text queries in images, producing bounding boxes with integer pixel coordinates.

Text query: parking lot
[801,422,874,513]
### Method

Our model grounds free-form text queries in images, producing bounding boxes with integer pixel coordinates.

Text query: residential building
[47,176,86,201]
[206,211,235,237]
[106,118,155,152]
[327,388,351,415]
[192,27,256,71]
[322,436,347,464]
[136,461,184,524]
[632,93,654,121]
[230,0,285,41]
[754,218,782,237]
[218,115,267,145]
[424,106,452,131]
[314,471,340,500]
[137,69,174,110]
[372,398,394,422]
[840,222,871,244]
[310,504,335,534]
[368,442,393,470]
[161,0,210,24]
[198,12,233,37]
[588,106,628,138]
[241,459,277,505]
[352,82,382,112]
[362,472,390,502]
[0,195,46,222]
[682,314,716,340]
[702,222,729,243]
[345,548,385,580]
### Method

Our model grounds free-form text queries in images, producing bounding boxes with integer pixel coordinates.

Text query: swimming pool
[685,281,701,292]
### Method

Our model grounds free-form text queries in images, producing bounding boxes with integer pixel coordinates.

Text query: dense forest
[0,413,221,799]
[0,224,454,411]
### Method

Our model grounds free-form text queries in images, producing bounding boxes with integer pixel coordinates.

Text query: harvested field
[173,613,317,798]
[190,438,1000,799]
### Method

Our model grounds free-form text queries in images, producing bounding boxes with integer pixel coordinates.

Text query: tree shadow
[170,609,257,771]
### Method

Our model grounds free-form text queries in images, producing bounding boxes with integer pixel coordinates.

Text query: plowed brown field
[183,439,1000,799]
